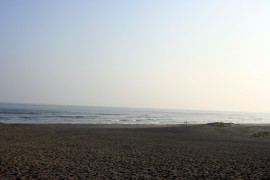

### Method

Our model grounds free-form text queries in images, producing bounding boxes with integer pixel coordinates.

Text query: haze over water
[1,1,270,114]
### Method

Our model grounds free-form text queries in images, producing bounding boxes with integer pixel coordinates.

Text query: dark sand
[1,124,270,179]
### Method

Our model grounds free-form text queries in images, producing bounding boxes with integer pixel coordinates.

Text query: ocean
[0,103,269,125]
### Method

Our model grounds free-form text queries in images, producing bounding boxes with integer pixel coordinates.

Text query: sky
[0,0,270,112]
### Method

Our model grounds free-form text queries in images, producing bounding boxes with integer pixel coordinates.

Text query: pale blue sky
[1,0,270,112]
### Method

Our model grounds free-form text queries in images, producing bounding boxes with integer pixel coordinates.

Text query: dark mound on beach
[207,122,234,127]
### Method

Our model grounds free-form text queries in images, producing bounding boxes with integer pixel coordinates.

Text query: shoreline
[1,122,270,125]
[1,122,270,129]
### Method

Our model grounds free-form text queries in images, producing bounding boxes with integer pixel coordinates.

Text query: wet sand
[0,124,270,179]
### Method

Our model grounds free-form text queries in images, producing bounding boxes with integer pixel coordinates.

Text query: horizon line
[1,101,269,115]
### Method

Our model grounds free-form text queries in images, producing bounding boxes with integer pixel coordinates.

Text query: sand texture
[0,124,270,179]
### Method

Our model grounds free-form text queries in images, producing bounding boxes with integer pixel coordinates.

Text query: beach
[0,124,270,179]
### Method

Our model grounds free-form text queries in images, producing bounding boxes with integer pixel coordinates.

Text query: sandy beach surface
[0,123,270,179]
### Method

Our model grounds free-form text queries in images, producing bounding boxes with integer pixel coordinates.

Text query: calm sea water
[0,103,269,125]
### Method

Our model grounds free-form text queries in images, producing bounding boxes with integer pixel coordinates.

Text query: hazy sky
[1,0,270,112]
